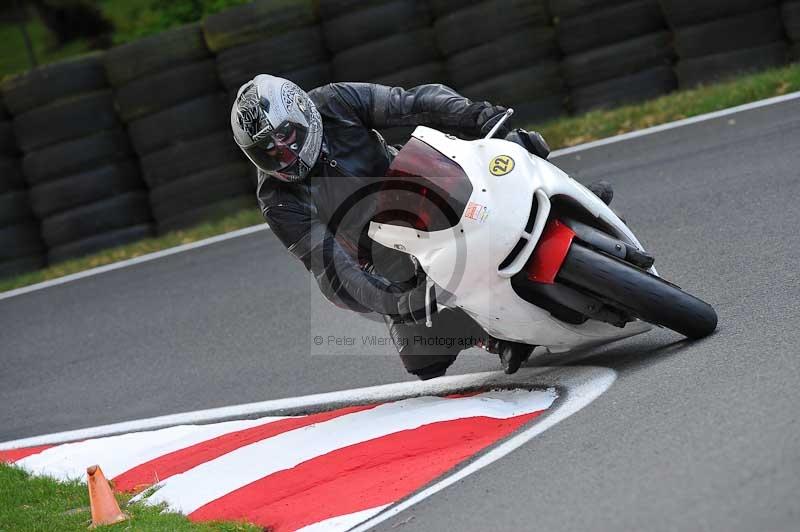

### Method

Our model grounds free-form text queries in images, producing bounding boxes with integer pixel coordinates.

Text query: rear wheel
[558,243,717,339]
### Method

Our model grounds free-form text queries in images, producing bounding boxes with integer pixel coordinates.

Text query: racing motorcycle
[369,110,717,372]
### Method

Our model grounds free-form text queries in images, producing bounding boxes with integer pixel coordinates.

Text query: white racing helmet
[231,74,323,182]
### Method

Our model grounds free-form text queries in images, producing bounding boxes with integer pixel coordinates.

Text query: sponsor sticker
[490,155,515,176]
[465,201,489,223]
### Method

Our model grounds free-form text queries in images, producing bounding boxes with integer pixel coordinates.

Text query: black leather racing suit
[256,82,492,377]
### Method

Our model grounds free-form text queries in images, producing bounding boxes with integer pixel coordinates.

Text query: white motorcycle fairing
[368,126,653,352]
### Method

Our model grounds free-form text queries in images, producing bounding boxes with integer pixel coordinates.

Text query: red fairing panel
[526,219,576,284]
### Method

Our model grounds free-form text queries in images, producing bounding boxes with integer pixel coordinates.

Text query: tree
[27,0,113,48]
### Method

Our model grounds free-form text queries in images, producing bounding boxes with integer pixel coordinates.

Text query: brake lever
[484,108,515,139]
[424,276,435,328]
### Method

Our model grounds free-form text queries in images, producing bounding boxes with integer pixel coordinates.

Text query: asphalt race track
[2,97,800,531]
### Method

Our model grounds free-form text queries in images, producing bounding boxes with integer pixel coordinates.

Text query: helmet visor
[243,120,308,182]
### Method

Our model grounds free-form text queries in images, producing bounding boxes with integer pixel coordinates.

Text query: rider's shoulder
[311,82,377,102]
[310,82,375,118]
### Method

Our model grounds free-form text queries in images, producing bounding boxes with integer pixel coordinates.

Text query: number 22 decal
[490,155,515,176]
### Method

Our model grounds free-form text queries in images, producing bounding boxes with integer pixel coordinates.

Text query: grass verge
[533,62,800,149]
[0,463,260,531]
[0,207,264,294]
[1,62,799,294]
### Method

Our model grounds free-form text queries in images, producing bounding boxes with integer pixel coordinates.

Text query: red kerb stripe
[190,409,544,532]
[113,404,377,492]
[0,445,54,463]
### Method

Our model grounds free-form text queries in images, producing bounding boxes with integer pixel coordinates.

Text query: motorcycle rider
[231,75,613,379]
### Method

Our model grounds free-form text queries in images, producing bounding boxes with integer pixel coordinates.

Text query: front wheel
[557,243,717,339]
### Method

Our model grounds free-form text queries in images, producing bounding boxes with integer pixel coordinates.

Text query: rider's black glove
[460,103,510,138]
[395,271,436,325]
[476,105,511,138]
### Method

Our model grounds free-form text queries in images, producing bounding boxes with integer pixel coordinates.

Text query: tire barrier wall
[206,0,329,103]
[0,0,797,278]
[553,0,676,113]
[1,53,152,266]
[0,94,46,278]
[322,0,439,144]
[105,23,255,235]
[660,0,789,88]
[783,1,800,60]
[434,0,564,128]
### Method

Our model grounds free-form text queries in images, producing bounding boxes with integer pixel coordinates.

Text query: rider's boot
[498,342,535,375]
[587,180,627,223]
[587,180,613,206]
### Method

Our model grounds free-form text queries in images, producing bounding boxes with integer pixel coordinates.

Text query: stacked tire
[0,95,45,278]
[782,1,800,60]
[553,0,675,114]
[434,0,565,125]
[660,0,789,88]
[205,0,328,107]
[1,53,152,264]
[105,24,255,234]
[325,0,439,86]
[322,0,438,144]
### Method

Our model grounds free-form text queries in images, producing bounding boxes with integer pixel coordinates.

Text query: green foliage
[0,17,91,78]
[100,0,252,44]
[0,463,261,531]
[0,0,255,76]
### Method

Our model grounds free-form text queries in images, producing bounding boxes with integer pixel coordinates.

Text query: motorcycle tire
[216,27,327,91]
[22,128,132,186]
[202,0,316,53]
[657,0,776,28]
[139,131,245,188]
[13,91,119,152]
[0,52,106,115]
[784,1,800,42]
[568,65,676,114]
[549,0,630,19]
[0,254,45,279]
[672,7,783,60]
[558,242,717,339]
[674,42,788,89]
[47,224,152,264]
[322,0,430,54]
[104,24,209,87]
[0,121,15,155]
[0,223,43,261]
[555,1,665,56]
[114,59,220,122]
[0,157,25,193]
[127,93,228,156]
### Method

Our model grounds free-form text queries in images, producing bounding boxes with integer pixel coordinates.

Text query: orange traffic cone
[86,465,128,528]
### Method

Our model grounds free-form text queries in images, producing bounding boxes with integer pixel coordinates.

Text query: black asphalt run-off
[2,98,799,531]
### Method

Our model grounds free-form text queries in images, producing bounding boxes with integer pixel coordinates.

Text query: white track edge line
[348,366,617,532]
[0,366,603,451]
[4,91,797,301]
[550,91,800,158]
[0,224,269,301]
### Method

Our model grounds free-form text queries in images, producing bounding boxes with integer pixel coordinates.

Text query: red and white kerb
[1,389,556,532]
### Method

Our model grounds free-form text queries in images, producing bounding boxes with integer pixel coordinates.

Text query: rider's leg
[384,308,485,380]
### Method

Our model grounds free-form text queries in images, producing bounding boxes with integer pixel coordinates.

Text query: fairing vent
[499,195,539,270]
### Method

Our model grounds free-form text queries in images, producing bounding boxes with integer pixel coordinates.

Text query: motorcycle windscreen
[376,138,473,232]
